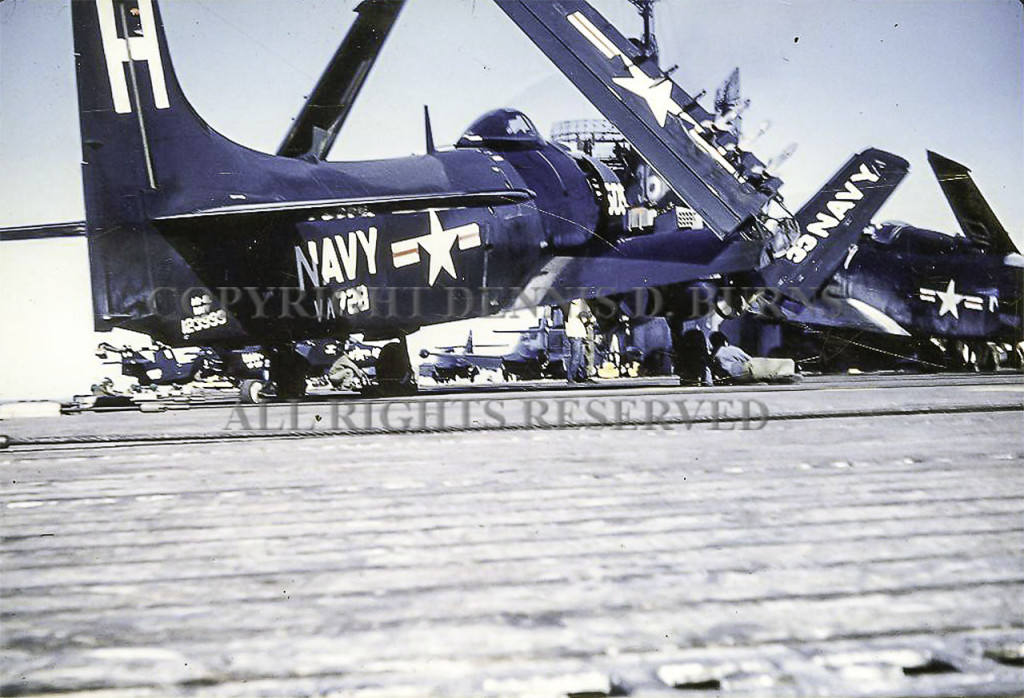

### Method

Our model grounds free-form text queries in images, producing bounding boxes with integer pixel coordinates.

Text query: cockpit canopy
[456,109,546,150]
[869,222,965,255]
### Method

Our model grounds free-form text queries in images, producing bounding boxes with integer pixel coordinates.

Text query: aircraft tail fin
[72,0,265,332]
[72,0,254,203]
[761,148,909,298]
[928,150,1019,256]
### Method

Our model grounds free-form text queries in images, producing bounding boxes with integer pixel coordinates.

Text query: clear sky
[0,0,1022,399]
[1,0,1022,241]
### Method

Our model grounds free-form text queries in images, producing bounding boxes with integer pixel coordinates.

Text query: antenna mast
[627,0,659,62]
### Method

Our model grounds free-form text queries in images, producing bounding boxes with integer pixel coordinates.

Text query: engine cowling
[456,109,628,248]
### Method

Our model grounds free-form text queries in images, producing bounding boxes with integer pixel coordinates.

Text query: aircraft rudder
[71,0,245,335]
[73,0,192,146]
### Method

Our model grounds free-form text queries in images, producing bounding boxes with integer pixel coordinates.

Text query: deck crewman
[565,298,594,383]
[710,332,799,383]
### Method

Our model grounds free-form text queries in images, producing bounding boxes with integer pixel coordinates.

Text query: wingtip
[860,147,910,171]
[926,150,971,174]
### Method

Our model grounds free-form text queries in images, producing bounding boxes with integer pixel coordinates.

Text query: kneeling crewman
[710,332,799,384]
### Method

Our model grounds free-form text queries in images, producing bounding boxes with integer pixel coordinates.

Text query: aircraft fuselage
[813,227,1023,341]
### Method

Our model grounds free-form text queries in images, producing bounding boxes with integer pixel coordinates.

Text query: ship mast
[627,0,659,62]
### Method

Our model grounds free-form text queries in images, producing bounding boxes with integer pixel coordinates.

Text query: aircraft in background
[94,337,382,401]
[493,0,906,326]
[732,151,1023,370]
[416,321,570,383]
[531,1,1019,371]
[418,331,504,384]
[494,310,673,381]
[95,342,223,389]
[73,0,905,400]
[419,309,675,383]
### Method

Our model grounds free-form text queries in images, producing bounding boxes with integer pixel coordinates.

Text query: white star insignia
[612,64,682,127]
[419,211,459,285]
[390,211,482,285]
[934,279,964,319]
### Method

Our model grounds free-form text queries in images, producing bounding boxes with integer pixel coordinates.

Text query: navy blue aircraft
[496,317,570,381]
[734,152,1023,370]
[490,310,674,380]
[95,342,221,388]
[417,322,565,383]
[72,0,907,398]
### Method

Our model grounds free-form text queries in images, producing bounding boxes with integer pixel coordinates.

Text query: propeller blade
[768,143,797,172]
[739,120,770,150]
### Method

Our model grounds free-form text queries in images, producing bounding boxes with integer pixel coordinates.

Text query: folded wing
[494,0,780,238]
[278,0,406,160]
[928,150,1018,256]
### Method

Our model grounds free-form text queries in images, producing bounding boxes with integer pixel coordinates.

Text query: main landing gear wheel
[274,371,307,401]
[269,349,309,400]
[239,379,267,404]
[375,339,417,396]
[972,341,998,372]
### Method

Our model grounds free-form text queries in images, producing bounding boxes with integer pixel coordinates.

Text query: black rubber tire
[274,373,307,400]
[974,342,998,372]
[376,342,417,396]
[239,379,267,404]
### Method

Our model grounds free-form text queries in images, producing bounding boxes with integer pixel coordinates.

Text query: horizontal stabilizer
[493,0,778,237]
[928,150,1018,255]
[762,148,909,298]
[153,189,534,225]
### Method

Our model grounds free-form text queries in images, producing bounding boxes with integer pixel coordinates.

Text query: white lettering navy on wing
[294,227,379,291]
[784,162,880,264]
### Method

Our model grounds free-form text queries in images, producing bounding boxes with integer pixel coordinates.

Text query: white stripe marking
[568,12,621,60]
[846,298,910,336]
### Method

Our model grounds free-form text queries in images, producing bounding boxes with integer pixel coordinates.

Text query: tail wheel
[239,379,267,404]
